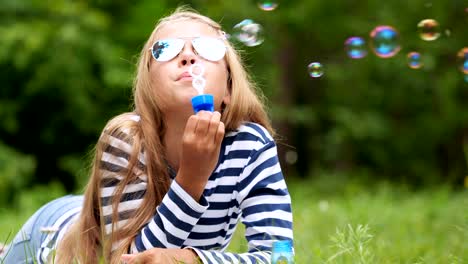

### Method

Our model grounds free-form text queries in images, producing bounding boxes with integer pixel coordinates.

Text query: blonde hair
[56,6,273,263]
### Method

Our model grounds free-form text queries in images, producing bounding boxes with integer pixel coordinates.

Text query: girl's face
[149,20,230,115]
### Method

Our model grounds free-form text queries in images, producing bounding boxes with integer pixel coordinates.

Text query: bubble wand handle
[189,63,214,113]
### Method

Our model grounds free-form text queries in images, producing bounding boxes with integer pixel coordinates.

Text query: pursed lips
[177,72,193,81]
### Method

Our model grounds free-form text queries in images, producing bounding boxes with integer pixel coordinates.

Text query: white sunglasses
[150,36,227,62]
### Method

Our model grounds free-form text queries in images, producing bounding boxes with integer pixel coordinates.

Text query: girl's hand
[121,248,199,264]
[176,111,225,201]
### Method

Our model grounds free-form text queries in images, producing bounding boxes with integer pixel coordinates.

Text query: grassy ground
[1,175,467,263]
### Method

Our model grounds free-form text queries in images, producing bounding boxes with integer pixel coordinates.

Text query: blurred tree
[0,0,467,207]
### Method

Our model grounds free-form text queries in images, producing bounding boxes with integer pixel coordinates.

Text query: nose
[178,41,198,66]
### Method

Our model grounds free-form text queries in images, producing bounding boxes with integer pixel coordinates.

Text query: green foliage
[0,141,36,204]
[0,0,467,204]
[227,177,467,263]
[0,178,466,262]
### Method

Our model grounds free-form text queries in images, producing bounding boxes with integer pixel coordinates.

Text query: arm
[100,111,224,251]
[117,140,294,263]
[187,141,294,263]
[99,130,209,250]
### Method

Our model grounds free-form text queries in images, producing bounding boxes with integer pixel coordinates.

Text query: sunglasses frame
[149,36,227,62]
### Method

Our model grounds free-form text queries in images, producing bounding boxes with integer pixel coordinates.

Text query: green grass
[1,175,467,263]
[228,174,468,263]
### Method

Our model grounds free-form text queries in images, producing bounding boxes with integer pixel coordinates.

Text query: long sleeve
[99,120,294,263]
[187,140,294,264]
[131,180,209,250]
[99,129,211,251]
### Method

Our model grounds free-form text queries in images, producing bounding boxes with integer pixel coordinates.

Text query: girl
[1,7,294,264]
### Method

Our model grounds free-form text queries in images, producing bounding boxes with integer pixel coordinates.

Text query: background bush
[0,0,467,205]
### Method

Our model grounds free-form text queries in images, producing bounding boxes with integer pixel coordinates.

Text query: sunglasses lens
[151,39,184,61]
[192,37,226,61]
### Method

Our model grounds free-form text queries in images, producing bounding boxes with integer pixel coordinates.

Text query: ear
[222,88,231,106]
[223,70,232,105]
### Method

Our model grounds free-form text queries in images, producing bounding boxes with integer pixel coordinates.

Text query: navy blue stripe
[188,227,227,240]
[101,190,146,206]
[38,212,78,262]
[216,167,244,177]
[225,131,264,143]
[223,253,235,262]
[141,225,164,248]
[206,200,239,210]
[100,177,120,188]
[104,130,132,143]
[211,252,224,263]
[167,188,205,218]
[103,209,137,224]
[241,172,285,197]
[197,211,240,225]
[245,122,270,143]
[158,203,193,233]
[224,149,252,160]
[104,144,130,160]
[100,160,128,173]
[247,218,293,229]
[149,211,185,245]
[243,203,291,216]
[252,252,269,262]
[204,184,237,194]
[246,233,291,243]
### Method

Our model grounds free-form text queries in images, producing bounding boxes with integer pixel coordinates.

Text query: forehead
[155,20,219,40]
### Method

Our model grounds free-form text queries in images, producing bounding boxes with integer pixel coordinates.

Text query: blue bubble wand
[189,63,214,113]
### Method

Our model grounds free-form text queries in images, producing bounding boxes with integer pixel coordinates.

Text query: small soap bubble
[344,36,367,59]
[370,25,401,58]
[417,19,440,41]
[233,19,264,47]
[285,150,298,165]
[445,29,451,37]
[318,200,329,212]
[307,62,324,78]
[457,47,468,74]
[257,1,279,11]
[407,52,423,69]
[189,63,206,94]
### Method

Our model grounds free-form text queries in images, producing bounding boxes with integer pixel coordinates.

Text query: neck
[163,111,191,171]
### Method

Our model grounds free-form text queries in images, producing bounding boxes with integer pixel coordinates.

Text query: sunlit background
[0,0,467,262]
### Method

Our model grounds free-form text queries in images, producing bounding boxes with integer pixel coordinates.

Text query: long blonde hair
[56,6,273,263]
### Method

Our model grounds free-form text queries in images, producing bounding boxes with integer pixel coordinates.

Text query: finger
[184,115,198,138]
[207,111,221,140]
[214,121,225,146]
[194,111,211,137]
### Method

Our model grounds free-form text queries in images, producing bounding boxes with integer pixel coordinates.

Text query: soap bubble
[457,47,468,74]
[407,52,423,69]
[344,36,367,59]
[285,150,298,165]
[370,25,401,58]
[232,19,264,47]
[417,19,441,41]
[257,1,279,11]
[307,62,324,78]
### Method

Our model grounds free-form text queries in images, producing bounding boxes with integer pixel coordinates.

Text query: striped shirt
[39,115,294,263]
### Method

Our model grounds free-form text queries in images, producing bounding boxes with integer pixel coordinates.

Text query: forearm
[133,180,209,251]
[175,170,208,202]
